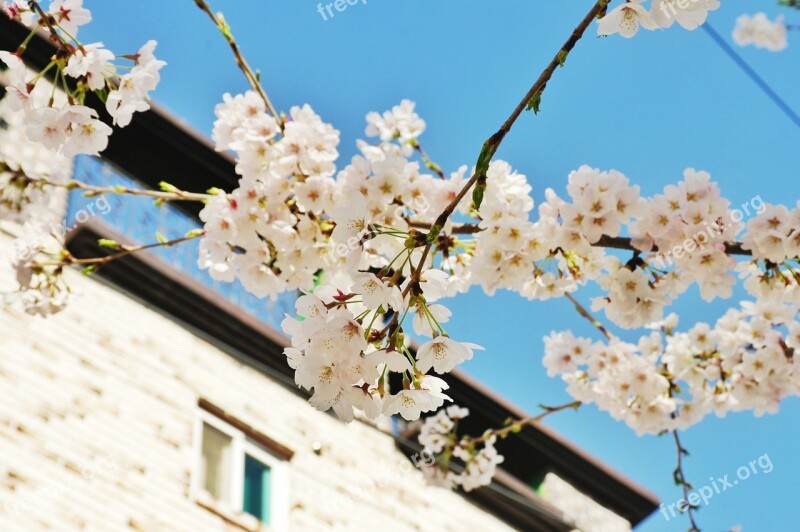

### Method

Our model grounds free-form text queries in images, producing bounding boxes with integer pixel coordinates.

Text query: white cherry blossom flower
[733,13,788,52]
[383,389,445,421]
[331,193,370,244]
[63,43,115,90]
[598,0,659,38]
[416,336,483,374]
[651,0,719,31]
[48,0,92,38]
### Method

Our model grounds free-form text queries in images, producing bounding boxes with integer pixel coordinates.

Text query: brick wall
[0,228,524,532]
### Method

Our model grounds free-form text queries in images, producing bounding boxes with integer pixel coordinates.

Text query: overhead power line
[702,23,800,130]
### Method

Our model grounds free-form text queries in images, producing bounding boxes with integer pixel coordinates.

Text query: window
[243,454,271,523]
[193,406,289,531]
[201,422,234,502]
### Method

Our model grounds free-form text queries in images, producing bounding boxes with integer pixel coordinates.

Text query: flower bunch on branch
[2,0,164,156]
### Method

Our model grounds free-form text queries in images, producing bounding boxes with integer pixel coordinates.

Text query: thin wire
[702,23,800,130]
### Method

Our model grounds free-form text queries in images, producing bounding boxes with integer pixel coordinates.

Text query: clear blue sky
[79,1,799,530]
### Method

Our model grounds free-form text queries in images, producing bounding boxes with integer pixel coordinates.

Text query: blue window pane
[65,155,296,331]
[243,454,271,524]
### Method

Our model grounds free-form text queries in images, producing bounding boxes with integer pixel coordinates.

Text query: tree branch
[21,175,213,203]
[403,0,610,298]
[406,219,755,257]
[410,139,446,180]
[564,292,612,339]
[459,400,582,447]
[193,0,280,120]
[38,231,206,272]
[672,430,701,532]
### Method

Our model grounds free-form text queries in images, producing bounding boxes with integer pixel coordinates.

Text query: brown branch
[403,0,610,299]
[672,430,701,532]
[459,400,581,447]
[596,235,752,257]
[564,292,611,339]
[59,231,205,268]
[405,219,754,257]
[26,0,73,51]
[406,219,483,235]
[410,139,446,180]
[22,175,213,203]
[193,0,280,121]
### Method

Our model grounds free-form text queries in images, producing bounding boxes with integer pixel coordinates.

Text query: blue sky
[78,1,800,529]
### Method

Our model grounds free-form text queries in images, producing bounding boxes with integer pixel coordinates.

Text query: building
[0,19,658,531]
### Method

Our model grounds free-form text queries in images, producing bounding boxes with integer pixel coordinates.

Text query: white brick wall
[0,228,523,532]
[540,473,631,532]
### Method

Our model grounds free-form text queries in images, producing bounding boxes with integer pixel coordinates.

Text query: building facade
[0,17,658,531]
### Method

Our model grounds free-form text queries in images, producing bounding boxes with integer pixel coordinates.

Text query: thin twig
[407,219,483,235]
[460,400,581,447]
[402,0,610,299]
[21,175,212,203]
[672,430,701,532]
[564,292,611,339]
[26,0,73,50]
[410,139,446,179]
[405,219,754,257]
[193,0,280,120]
[60,231,205,267]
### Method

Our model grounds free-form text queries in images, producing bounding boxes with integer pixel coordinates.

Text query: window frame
[192,408,289,531]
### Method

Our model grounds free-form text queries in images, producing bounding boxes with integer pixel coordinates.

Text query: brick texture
[0,229,520,532]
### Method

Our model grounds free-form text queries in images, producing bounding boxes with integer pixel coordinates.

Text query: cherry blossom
[384,389,448,420]
[544,296,800,435]
[365,99,426,154]
[1,4,163,155]
[733,12,788,52]
[598,0,659,38]
[48,0,92,38]
[6,3,800,514]
[416,336,483,374]
[651,0,719,31]
[417,406,506,492]
[0,95,70,221]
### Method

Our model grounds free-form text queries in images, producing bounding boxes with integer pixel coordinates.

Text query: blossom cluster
[280,285,482,424]
[595,169,740,327]
[202,98,504,494]
[544,295,800,435]
[5,218,72,316]
[733,12,788,52]
[200,102,332,297]
[418,406,505,492]
[0,95,71,222]
[195,94,800,435]
[597,0,720,38]
[1,0,164,156]
[737,203,800,308]
[0,97,74,317]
